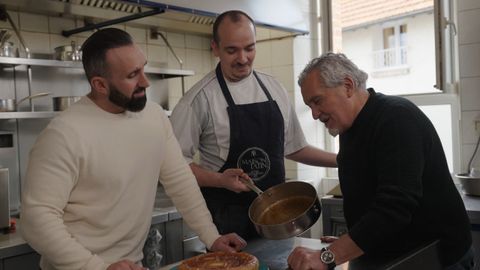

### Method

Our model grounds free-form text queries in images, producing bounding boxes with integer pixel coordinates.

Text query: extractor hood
[0,0,309,38]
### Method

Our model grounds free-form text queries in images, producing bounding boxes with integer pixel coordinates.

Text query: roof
[340,0,433,29]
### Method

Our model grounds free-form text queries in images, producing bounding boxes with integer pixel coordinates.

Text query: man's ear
[211,40,220,57]
[91,76,108,95]
[344,77,355,97]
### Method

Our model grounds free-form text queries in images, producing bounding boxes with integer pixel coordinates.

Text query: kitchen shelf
[0,56,195,78]
[0,112,57,119]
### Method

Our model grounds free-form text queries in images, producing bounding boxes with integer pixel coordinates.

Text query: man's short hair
[81,28,134,81]
[212,10,255,44]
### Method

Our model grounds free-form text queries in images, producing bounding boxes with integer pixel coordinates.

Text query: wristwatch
[320,247,336,269]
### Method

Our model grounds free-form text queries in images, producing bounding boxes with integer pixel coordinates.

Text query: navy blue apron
[201,64,285,240]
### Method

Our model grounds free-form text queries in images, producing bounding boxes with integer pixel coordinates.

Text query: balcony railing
[372,46,408,69]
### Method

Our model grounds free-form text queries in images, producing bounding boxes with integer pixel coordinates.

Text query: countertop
[458,186,480,224]
[159,236,440,270]
[0,207,178,259]
[159,237,346,270]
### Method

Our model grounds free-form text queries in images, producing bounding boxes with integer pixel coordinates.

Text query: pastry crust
[178,251,259,270]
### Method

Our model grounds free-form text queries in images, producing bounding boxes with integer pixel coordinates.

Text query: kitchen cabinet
[321,195,347,237]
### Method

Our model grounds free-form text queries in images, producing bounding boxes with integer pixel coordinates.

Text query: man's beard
[108,84,147,112]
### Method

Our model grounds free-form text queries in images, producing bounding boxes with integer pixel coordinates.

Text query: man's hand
[107,259,148,270]
[287,247,325,270]
[210,233,247,252]
[220,169,252,193]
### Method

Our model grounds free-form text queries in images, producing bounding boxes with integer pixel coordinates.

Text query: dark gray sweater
[337,88,471,266]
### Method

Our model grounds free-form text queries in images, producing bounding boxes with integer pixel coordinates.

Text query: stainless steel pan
[52,96,82,111]
[0,92,50,112]
[246,181,321,239]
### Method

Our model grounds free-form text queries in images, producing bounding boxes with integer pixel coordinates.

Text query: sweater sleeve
[20,121,108,270]
[158,113,221,249]
[348,107,425,253]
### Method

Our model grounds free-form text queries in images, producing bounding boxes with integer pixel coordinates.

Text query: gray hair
[298,52,368,89]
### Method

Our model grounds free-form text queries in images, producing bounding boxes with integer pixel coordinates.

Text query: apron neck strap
[215,63,273,107]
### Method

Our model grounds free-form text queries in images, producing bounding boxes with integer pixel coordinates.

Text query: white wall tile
[19,13,48,33]
[459,77,480,111]
[256,28,271,41]
[147,45,167,63]
[253,42,271,68]
[271,65,294,91]
[185,49,203,71]
[202,51,214,73]
[459,44,480,78]
[461,111,480,144]
[201,36,211,50]
[458,9,480,45]
[458,0,480,12]
[48,17,75,35]
[185,34,203,49]
[22,32,50,54]
[271,38,294,66]
[126,26,147,44]
[166,32,185,48]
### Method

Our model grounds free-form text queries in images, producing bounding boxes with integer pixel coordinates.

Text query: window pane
[339,0,438,95]
[418,104,454,172]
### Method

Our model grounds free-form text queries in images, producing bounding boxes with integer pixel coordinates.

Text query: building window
[373,24,408,70]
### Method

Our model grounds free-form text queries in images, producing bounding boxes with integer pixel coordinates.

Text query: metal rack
[0,56,194,77]
[0,56,193,119]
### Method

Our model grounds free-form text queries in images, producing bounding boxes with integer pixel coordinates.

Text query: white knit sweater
[20,97,219,270]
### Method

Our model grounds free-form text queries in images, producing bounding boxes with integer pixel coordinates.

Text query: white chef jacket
[170,70,307,172]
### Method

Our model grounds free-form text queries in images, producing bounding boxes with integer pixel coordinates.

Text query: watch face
[321,249,335,264]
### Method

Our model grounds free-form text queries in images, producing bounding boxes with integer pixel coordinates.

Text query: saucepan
[0,92,50,112]
[245,180,321,239]
[52,96,82,111]
[53,41,82,61]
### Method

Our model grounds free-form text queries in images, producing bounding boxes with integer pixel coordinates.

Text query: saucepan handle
[240,178,263,196]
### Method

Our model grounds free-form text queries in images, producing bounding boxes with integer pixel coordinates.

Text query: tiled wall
[3,3,331,190]
[458,0,480,172]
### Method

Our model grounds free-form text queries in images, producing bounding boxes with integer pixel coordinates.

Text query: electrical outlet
[150,28,159,40]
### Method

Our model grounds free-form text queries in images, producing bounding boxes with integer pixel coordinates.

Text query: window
[373,24,408,70]
[319,0,459,175]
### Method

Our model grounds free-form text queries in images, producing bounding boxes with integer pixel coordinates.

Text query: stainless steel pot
[52,96,81,111]
[53,41,81,61]
[0,41,15,57]
[0,92,50,112]
[455,173,480,196]
[248,181,321,239]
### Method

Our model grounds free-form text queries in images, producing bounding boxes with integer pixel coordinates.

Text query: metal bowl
[455,173,480,196]
[52,96,82,111]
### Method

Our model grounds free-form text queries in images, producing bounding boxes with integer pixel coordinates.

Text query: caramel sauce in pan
[257,196,314,225]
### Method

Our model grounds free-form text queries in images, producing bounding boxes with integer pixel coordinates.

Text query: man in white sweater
[20,28,246,270]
